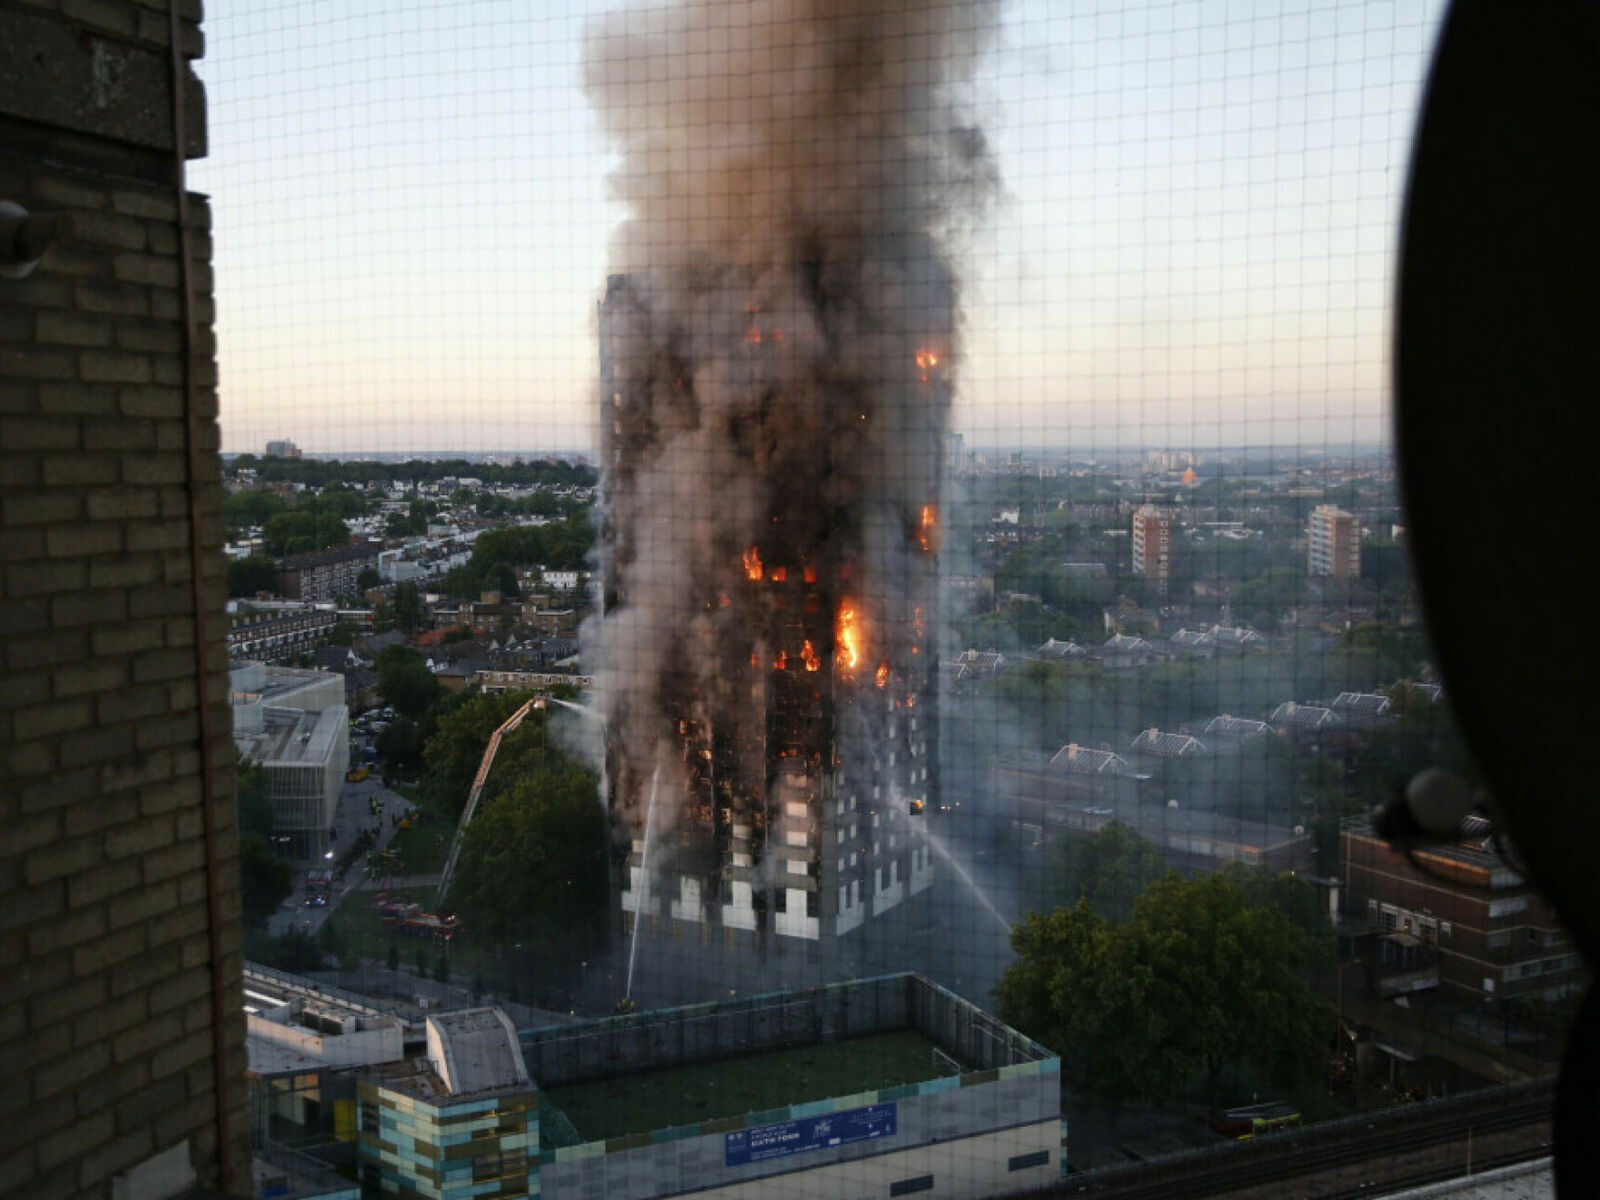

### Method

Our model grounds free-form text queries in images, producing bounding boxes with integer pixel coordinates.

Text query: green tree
[227,556,279,598]
[392,581,426,636]
[421,689,549,819]
[1232,568,1307,631]
[376,645,442,719]
[236,752,274,838]
[450,761,608,948]
[376,715,427,777]
[356,566,382,592]
[997,873,1332,1108]
[1026,821,1168,921]
[239,834,294,927]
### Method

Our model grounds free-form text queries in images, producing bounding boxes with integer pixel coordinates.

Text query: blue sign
[725,1102,897,1167]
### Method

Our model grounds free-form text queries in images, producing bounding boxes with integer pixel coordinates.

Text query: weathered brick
[69,207,147,251]
[147,969,210,1019]
[83,416,157,450]
[149,1030,210,1079]
[5,559,88,597]
[78,1125,156,1189]
[45,521,122,557]
[31,975,107,1034]
[2,491,81,525]
[50,656,126,699]
[113,1071,183,1138]
[52,588,127,627]
[4,739,55,778]
[1,1094,76,1181]
[6,626,88,672]
[0,452,42,487]
[41,452,120,486]
[74,1055,153,1125]
[119,383,183,418]
[87,486,160,520]
[1,889,65,947]
[112,1009,186,1066]
[105,814,175,860]
[2,345,78,380]
[144,841,206,888]
[106,879,178,932]
[123,451,187,485]
[90,553,163,589]
[115,321,182,354]
[0,413,80,449]
[0,668,52,710]
[90,619,166,656]
[13,697,92,741]
[35,1107,114,1175]
[36,310,114,347]
[131,646,194,683]
[28,906,109,958]
[29,172,108,210]
[13,811,63,856]
[67,859,142,910]
[97,751,174,798]
[57,722,137,769]
[38,380,118,415]
[33,1040,111,1099]
[112,252,180,289]
[75,280,150,317]
[65,792,141,841]
[80,350,154,384]
[136,709,199,752]
[108,941,179,999]
[71,929,147,979]
[111,189,178,221]
[163,616,196,647]
[48,243,115,279]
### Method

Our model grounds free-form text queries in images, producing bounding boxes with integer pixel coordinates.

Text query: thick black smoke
[587,0,998,916]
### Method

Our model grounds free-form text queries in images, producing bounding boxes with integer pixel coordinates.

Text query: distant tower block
[1308,503,1362,578]
[1131,504,1173,596]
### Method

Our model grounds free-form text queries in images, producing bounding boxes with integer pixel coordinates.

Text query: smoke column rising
[587,0,998,943]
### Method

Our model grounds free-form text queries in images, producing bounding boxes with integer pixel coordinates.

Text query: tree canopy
[376,644,442,718]
[449,759,608,948]
[996,872,1332,1108]
[1026,821,1169,921]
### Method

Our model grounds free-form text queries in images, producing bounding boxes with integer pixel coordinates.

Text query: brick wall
[1,2,249,1197]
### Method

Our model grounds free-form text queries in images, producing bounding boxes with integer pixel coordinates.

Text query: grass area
[386,818,450,874]
[541,1030,957,1145]
[320,885,439,962]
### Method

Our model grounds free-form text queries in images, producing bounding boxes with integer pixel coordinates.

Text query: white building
[232,663,349,858]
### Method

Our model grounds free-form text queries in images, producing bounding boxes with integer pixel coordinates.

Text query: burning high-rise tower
[587,0,996,976]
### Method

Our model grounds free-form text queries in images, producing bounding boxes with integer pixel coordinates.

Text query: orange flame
[719,592,731,608]
[803,566,816,583]
[744,545,762,581]
[770,565,787,582]
[835,602,861,672]
[913,605,924,638]
[750,653,759,667]
[875,663,890,689]
[917,504,939,553]
[916,349,939,370]
[746,326,762,343]
[774,650,787,670]
[801,640,821,672]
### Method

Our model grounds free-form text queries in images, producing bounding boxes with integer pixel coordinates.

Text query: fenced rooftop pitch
[521,972,1053,1150]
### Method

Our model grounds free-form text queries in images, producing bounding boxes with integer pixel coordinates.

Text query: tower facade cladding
[598,273,942,951]
[1131,504,1173,595]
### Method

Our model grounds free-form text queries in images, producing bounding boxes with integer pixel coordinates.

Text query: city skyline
[196,0,1446,455]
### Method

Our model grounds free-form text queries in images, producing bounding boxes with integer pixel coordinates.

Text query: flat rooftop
[540,1029,959,1147]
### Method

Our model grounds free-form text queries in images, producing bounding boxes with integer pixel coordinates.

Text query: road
[265,775,413,937]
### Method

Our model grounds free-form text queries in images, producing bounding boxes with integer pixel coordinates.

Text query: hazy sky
[194,0,1446,457]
